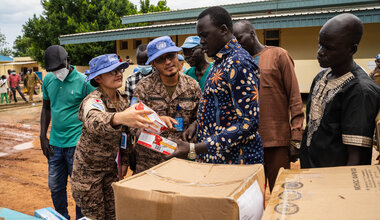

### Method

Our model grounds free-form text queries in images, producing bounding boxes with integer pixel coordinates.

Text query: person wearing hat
[131,36,202,173]
[40,45,95,219]
[370,54,380,86]
[70,53,175,219]
[177,54,187,72]
[181,36,212,91]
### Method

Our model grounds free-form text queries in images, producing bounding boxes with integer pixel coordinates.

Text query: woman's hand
[113,103,154,129]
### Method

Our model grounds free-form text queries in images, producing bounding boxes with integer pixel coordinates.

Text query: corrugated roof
[0,61,37,66]
[120,0,379,25]
[60,6,380,40]
[0,55,13,62]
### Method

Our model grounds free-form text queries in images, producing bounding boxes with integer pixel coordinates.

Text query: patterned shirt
[196,38,264,164]
[300,63,380,168]
[125,70,153,103]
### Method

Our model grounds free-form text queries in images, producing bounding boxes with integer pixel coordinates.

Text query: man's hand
[160,116,178,130]
[182,121,197,142]
[40,136,53,160]
[113,103,154,129]
[289,141,300,163]
[165,139,190,160]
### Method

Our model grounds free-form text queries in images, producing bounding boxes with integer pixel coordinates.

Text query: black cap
[44,45,68,72]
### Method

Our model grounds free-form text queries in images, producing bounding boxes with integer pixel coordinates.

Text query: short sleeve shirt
[196,38,264,165]
[300,63,380,168]
[42,66,95,147]
[184,63,212,91]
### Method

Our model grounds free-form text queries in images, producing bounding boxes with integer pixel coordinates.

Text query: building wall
[280,23,379,93]
[114,23,379,93]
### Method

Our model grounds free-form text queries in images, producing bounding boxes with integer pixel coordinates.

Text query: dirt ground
[0,97,378,218]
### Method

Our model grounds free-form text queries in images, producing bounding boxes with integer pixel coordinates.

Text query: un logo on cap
[108,55,117,62]
[156,41,167,50]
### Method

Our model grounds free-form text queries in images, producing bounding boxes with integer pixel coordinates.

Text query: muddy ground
[0,99,378,218]
[0,102,73,217]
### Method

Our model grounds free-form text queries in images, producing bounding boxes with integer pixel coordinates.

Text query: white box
[137,130,176,155]
[136,102,167,134]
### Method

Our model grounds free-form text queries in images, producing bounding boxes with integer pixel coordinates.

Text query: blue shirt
[42,66,95,147]
[196,38,263,164]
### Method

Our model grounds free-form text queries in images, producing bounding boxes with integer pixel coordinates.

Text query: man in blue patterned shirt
[168,6,263,164]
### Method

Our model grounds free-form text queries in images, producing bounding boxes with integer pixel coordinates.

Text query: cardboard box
[34,207,67,220]
[113,158,265,220]
[262,165,380,220]
[137,130,177,155]
[136,102,167,134]
[0,207,40,219]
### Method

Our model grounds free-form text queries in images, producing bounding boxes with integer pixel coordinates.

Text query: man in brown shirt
[234,20,304,192]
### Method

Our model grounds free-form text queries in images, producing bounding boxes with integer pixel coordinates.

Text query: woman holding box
[71,54,174,219]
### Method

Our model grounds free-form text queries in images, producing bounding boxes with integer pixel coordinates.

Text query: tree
[13,35,32,57]
[14,0,170,67]
[0,30,13,57]
[140,0,170,13]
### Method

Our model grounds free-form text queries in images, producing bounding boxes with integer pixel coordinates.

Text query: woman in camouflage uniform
[71,54,174,219]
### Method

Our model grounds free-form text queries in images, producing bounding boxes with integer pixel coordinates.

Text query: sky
[0,0,256,49]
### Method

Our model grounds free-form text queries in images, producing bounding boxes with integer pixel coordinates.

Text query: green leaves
[0,30,13,57]
[13,0,169,66]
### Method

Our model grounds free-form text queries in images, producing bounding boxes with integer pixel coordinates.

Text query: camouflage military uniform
[25,72,41,101]
[132,71,202,173]
[71,87,130,220]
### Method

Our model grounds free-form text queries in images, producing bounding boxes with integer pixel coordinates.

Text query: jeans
[11,86,27,102]
[48,146,83,219]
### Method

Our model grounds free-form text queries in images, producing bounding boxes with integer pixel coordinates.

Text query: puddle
[13,141,34,151]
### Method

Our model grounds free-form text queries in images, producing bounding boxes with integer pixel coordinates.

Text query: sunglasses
[107,68,124,76]
[155,53,177,64]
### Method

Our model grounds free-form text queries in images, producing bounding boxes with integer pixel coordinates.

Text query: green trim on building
[121,0,379,25]
[60,6,380,45]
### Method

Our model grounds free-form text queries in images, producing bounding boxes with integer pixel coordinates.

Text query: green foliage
[13,35,32,57]
[14,0,170,67]
[0,30,13,57]
[139,0,170,13]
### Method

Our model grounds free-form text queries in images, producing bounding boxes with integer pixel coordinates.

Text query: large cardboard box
[262,165,380,220]
[112,158,265,220]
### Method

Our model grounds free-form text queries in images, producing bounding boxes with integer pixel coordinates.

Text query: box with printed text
[262,165,380,220]
[112,158,265,220]
[137,130,176,155]
[136,102,167,134]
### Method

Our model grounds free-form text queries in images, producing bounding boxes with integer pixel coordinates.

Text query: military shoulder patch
[82,97,106,120]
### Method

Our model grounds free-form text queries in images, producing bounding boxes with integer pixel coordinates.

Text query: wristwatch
[188,143,197,160]
[290,141,301,150]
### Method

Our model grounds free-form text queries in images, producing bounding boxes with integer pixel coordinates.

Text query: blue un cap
[146,36,182,65]
[181,36,201,49]
[376,54,380,60]
[178,54,184,61]
[85,54,129,82]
